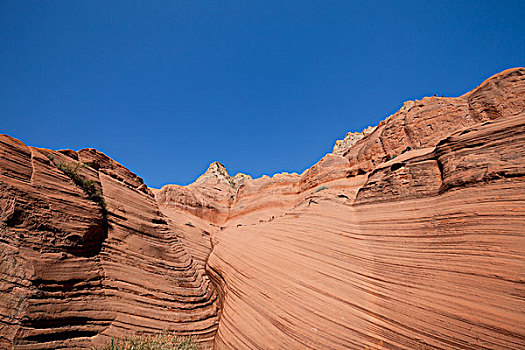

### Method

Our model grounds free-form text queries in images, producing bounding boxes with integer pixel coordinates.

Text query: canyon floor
[1,67,524,349]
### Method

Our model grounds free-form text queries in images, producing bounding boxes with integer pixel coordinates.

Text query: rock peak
[197,161,230,182]
[195,161,251,189]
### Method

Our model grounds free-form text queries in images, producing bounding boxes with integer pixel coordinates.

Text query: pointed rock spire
[195,161,251,189]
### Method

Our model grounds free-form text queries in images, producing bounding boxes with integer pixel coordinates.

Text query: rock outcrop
[157,67,525,350]
[196,162,251,190]
[343,68,525,176]
[1,67,524,349]
[0,141,219,349]
[332,125,377,156]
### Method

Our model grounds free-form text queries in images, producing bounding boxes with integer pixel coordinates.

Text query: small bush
[94,333,198,350]
[314,185,329,193]
[46,156,110,254]
[56,161,106,211]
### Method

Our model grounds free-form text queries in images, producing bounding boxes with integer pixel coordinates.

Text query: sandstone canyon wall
[1,67,524,349]
[0,143,219,349]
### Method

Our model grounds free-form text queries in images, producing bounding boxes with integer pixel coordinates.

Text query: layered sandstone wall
[207,113,525,349]
[0,139,219,349]
[156,68,525,350]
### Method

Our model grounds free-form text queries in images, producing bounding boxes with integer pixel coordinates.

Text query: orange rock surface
[0,142,219,349]
[1,67,524,349]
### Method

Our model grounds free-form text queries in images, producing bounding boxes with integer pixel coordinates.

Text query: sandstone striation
[343,68,525,176]
[1,67,524,349]
[157,67,525,350]
[0,140,219,349]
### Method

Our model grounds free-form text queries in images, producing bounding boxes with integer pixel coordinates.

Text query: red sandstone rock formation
[1,67,524,349]
[0,142,219,349]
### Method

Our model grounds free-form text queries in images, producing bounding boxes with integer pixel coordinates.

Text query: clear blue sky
[1,1,524,187]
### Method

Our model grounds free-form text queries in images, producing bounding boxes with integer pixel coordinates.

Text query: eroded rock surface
[157,68,525,350]
[1,67,524,349]
[0,140,219,349]
[332,125,377,156]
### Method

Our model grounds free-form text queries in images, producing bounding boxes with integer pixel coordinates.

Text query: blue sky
[1,1,524,187]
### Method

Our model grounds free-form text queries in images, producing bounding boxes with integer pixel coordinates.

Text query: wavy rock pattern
[157,68,525,349]
[207,113,525,350]
[1,68,524,349]
[0,140,219,349]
